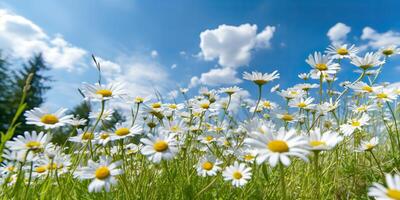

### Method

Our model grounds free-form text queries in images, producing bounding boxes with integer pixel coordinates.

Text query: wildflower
[380,45,400,57]
[243,70,280,86]
[89,108,114,121]
[74,156,123,192]
[222,161,252,187]
[69,129,97,144]
[196,155,222,177]
[110,123,142,141]
[219,86,241,95]
[350,52,384,70]
[25,107,73,129]
[140,131,178,163]
[6,131,50,153]
[289,97,315,110]
[325,44,358,59]
[81,82,126,101]
[340,114,370,136]
[306,52,340,78]
[307,129,343,151]
[358,137,379,152]
[368,173,400,199]
[244,127,309,167]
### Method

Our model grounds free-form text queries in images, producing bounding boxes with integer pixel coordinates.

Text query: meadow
[1,43,400,199]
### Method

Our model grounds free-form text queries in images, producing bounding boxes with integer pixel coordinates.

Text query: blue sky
[1,0,400,110]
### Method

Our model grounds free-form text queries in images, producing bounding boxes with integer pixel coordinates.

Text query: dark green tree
[0,52,12,131]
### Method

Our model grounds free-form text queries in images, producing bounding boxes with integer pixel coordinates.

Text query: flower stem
[252,85,263,118]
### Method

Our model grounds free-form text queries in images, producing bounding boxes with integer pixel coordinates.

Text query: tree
[5,54,52,134]
[0,52,12,131]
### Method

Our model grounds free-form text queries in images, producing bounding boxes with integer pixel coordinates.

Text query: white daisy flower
[307,129,343,151]
[380,45,400,57]
[222,161,252,187]
[298,73,310,80]
[69,129,97,144]
[368,173,400,200]
[89,108,114,121]
[278,88,306,100]
[110,123,142,141]
[196,155,222,177]
[325,44,358,59]
[219,86,241,95]
[351,104,377,114]
[289,97,315,110]
[24,107,73,129]
[260,100,278,111]
[198,132,218,144]
[69,116,87,126]
[340,114,370,136]
[74,156,123,193]
[244,127,309,167]
[306,52,340,77]
[358,137,379,152]
[351,52,385,70]
[243,70,280,86]
[96,131,112,146]
[370,87,398,102]
[81,82,126,101]
[6,131,50,153]
[276,113,299,123]
[348,82,380,94]
[140,131,179,163]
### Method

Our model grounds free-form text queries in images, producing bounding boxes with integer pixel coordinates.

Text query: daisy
[110,123,142,141]
[89,108,114,121]
[348,82,380,94]
[260,100,278,111]
[24,107,73,129]
[140,131,179,163]
[278,88,306,100]
[219,86,241,95]
[6,131,50,153]
[69,129,97,144]
[325,44,358,59]
[368,173,400,199]
[307,129,343,151]
[74,156,123,193]
[222,161,252,187]
[350,52,385,70]
[370,87,398,102]
[289,97,315,110]
[198,132,218,144]
[243,70,280,86]
[358,137,379,152]
[276,113,299,123]
[193,99,217,112]
[380,45,400,57]
[196,155,222,177]
[96,131,112,146]
[340,114,370,136]
[298,73,310,80]
[244,127,309,167]
[306,52,340,78]
[351,104,377,114]
[81,82,126,101]
[69,116,87,127]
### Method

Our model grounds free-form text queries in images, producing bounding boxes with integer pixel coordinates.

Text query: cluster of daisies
[1,43,400,199]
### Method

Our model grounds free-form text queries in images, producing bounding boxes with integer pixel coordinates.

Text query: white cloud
[0,9,87,71]
[220,89,251,113]
[189,67,242,88]
[199,23,275,68]
[171,64,177,69]
[151,50,158,58]
[361,27,400,49]
[327,22,351,44]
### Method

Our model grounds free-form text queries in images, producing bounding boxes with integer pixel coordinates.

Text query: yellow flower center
[115,128,130,136]
[153,140,168,152]
[205,136,213,142]
[26,141,41,149]
[263,101,271,108]
[310,140,326,147]
[35,165,47,173]
[281,114,294,121]
[100,133,109,139]
[315,63,328,71]
[387,189,400,199]
[200,103,210,109]
[232,171,243,179]
[383,49,394,56]
[95,166,110,180]
[360,64,372,70]
[40,114,59,124]
[135,97,144,103]
[7,166,15,171]
[268,140,289,153]
[244,154,254,161]
[377,93,388,99]
[47,163,58,170]
[254,80,268,86]
[96,89,113,97]
[337,48,349,55]
[362,86,373,93]
[202,161,214,171]
[82,132,94,140]
[351,120,361,127]
[297,102,307,108]
[366,143,375,151]
[356,106,367,112]
[152,103,162,109]
[169,104,178,109]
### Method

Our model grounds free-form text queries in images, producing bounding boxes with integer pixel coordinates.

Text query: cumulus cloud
[327,22,351,44]
[361,27,400,49]
[0,9,87,71]
[151,50,158,58]
[199,24,275,68]
[189,67,242,88]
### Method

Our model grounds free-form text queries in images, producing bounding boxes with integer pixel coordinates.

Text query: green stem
[252,85,263,118]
